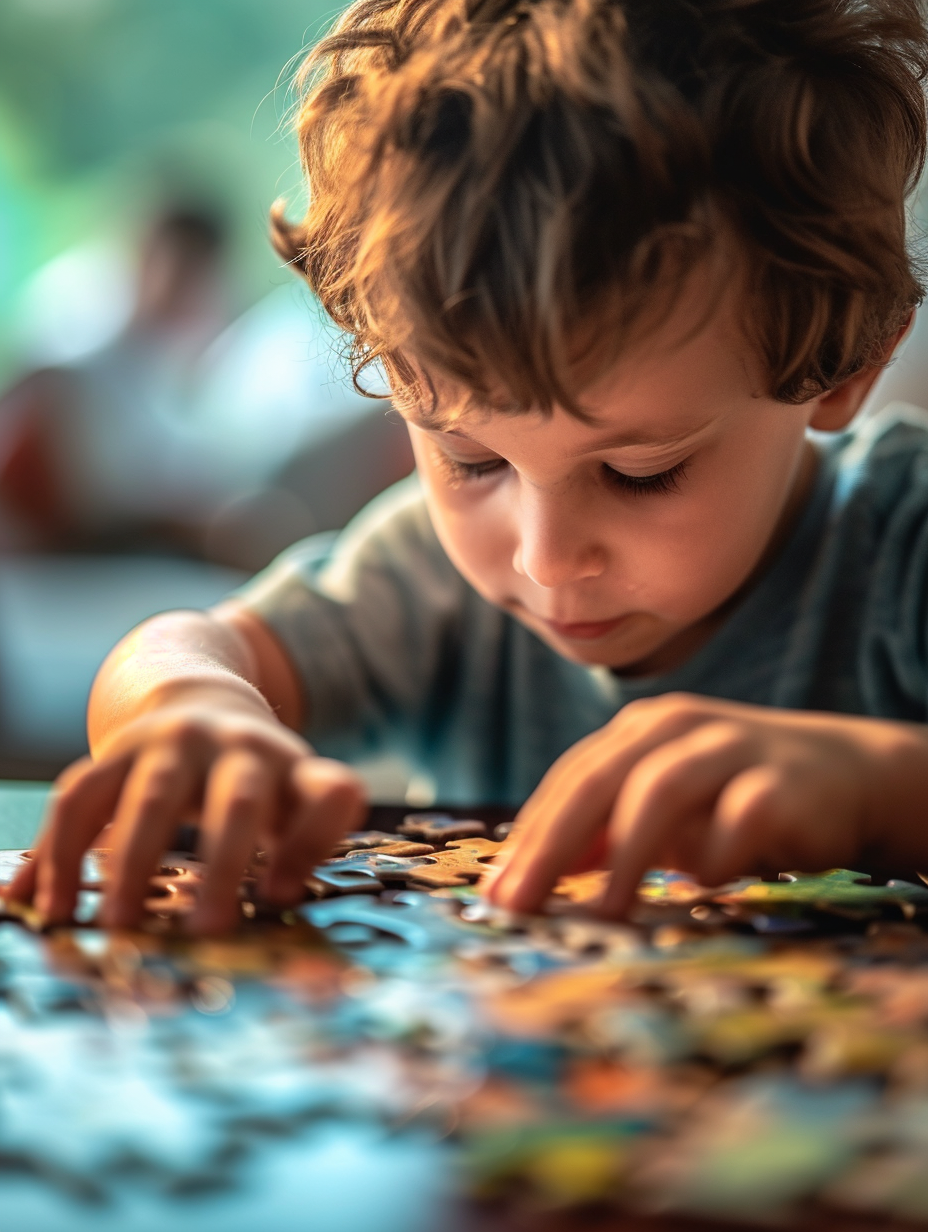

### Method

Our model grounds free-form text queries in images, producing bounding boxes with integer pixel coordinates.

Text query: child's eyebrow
[404,409,468,434]
[568,424,713,455]
[407,409,712,453]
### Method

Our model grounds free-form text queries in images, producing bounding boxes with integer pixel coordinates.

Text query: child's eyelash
[435,453,689,494]
[603,460,688,496]
[437,455,507,482]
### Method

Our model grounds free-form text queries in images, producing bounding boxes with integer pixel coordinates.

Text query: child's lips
[540,615,628,640]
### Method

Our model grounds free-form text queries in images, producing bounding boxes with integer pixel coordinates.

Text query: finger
[484,743,614,909]
[656,807,716,874]
[698,761,835,884]
[5,757,95,905]
[489,703,710,912]
[100,745,199,928]
[24,758,130,922]
[260,759,367,904]
[190,750,275,934]
[4,849,38,905]
[600,722,755,917]
[481,825,608,901]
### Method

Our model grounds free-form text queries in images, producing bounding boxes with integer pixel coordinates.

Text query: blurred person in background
[0,206,229,553]
[0,205,413,568]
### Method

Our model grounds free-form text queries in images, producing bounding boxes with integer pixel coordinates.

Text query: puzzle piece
[406,838,503,888]
[362,840,436,857]
[464,1122,630,1205]
[332,830,397,852]
[307,850,436,897]
[305,865,385,896]
[304,890,488,950]
[331,831,435,855]
[0,848,180,927]
[714,869,928,919]
[145,855,205,916]
[397,813,487,842]
[549,870,610,907]
[637,869,715,906]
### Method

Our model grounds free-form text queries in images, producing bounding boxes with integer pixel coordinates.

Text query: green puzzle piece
[715,869,928,919]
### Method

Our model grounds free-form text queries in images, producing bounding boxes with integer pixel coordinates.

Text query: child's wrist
[89,673,280,760]
[139,673,274,716]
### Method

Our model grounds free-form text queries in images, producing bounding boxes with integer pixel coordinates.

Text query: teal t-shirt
[236,403,928,805]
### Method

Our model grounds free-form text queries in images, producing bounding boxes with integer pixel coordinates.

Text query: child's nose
[511,487,606,588]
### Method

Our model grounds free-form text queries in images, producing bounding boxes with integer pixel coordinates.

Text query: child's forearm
[87,608,286,757]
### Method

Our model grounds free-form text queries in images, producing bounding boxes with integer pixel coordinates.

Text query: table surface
[0,784,914,1232]
[0,779,468,1232]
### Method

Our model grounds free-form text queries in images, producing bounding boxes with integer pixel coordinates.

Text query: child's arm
[486,693,928,916]
[5,603,365,932]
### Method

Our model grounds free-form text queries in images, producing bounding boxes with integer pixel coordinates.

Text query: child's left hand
[484,693,928,917]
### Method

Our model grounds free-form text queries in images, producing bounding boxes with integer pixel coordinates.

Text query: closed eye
[435,454,508,482]
[603,459,688,496]
[434,451,689,493]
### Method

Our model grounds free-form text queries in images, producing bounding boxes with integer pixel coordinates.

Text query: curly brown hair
[272,0,928,413]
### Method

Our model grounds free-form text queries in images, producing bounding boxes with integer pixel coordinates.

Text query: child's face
[400,286,826,674]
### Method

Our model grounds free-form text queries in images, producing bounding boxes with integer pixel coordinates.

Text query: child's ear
[808,313,915,432]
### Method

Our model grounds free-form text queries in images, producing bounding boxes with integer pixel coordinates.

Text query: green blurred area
[0,0,338,379]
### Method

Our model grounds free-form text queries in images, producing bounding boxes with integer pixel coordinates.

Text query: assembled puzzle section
[3,815,928,1228]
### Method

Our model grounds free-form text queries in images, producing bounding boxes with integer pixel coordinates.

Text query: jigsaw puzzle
[3,817,928,1229]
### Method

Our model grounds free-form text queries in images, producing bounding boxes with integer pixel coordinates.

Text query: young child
[9,0,928,933]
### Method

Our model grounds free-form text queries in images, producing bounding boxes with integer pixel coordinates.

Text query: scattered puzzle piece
[637,869,716,906]
[307,850,436,897]
[304,890,487,950]
[304,865,385,896]
[714,869,928,919]
[362,840,436,857]
[332,831,436,855]
[398,813,487,842]
[406,838,503,888]
[145,855,207,917]
[549,870,610,907]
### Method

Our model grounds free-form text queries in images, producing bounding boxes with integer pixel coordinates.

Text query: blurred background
[0,0,924,788]
[0,0,415,785]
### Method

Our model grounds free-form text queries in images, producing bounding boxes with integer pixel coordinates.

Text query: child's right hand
[4,607,366,933]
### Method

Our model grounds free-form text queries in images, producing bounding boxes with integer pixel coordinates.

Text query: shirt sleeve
[230,475,472,756]
[855,410,928,720]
